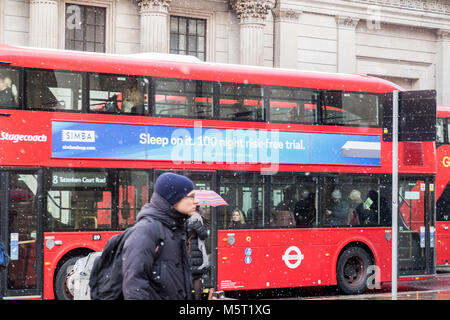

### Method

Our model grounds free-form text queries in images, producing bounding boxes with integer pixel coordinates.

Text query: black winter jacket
[122,192,192,300]
[186,217,209,279]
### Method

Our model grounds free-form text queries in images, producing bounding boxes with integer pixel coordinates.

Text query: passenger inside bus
[347,189,363,226]
[123,87,146,114]
[228,208,247,229]
[294,189,316,226]
[271,187,296,227]
[366,190,390,226]
[0,74,17,108]
[325,189,352,226]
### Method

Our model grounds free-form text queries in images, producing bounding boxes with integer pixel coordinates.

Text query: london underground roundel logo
[282,246,304,269]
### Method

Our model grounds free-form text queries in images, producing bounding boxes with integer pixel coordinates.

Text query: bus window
[437,182,450,221]
[444,118,450,144]
[218,83,264,121]
[89,74,149,114]
[322,91,379,126]
[153,78,213,118]
[218,172,265,229]
[268,87,317,124]
[321,176,386,227]
[118,170,150,229]
[0,66,19,108]
[8,173,38,291]
[437,118,445,144]
[45,170,111,231]
[447,119,450,143]
[25,69,82,111]
[270,174,317,228]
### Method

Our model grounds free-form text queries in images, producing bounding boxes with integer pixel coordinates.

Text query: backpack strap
[142,217,166,258]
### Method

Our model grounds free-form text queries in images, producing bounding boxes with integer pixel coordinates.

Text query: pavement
[302,273,450,300]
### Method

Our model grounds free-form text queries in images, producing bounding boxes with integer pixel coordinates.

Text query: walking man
[122,172,198,299]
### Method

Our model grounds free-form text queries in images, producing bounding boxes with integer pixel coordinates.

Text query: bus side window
[268,87,317,124]
[321,91,379,126]
[437,118,445,144]
[0,67,19,109]
[218,83,263,122]
[89,74,148,114]
[153,78,213,119]
[25,69,82,111]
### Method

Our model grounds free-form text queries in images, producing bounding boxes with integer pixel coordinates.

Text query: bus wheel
[336,246,371,295]
[54,256,83,300]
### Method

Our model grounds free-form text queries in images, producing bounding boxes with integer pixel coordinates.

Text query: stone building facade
[0,0,449,104]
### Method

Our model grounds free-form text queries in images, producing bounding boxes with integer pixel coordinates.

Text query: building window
[170,16,206,61]
[65,4,106,52]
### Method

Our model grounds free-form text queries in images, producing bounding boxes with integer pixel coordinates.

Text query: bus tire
[54,256,83,300]
[336,246,371,295]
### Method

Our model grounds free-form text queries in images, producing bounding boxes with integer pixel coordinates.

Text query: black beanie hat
[154,173,195,205]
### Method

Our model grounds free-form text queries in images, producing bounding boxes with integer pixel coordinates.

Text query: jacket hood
[136,192,188,229]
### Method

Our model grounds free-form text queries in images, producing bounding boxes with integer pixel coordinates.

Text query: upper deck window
[217,83,264,121]
[0,67,19,109]
[437,118,449,145]
[268,87,318,124]
[153,78,213,118]
[322,91,379,126]
[65,4,106,52]
[25,69,82,111]
[170,16,206,61]
[89,74,149,115]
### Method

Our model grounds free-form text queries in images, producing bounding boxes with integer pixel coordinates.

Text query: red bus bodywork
[217,228,392,290]
[0,45,436,299]
[436,105,450,266]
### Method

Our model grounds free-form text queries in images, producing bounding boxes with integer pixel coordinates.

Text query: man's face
[0,78,6,90]
[173,190,198,215]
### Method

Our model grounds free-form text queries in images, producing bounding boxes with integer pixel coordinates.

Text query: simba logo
[62,130,96,143]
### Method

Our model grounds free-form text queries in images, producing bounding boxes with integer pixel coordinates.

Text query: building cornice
[346,0,450,15]
[284,0,450,31]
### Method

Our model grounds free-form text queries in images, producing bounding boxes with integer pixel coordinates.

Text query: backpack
[0,240,10,270]
[88,217,165,300]
[68,252,102,300]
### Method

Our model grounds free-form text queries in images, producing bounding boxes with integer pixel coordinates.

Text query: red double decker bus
[436,105,450,269]
[0,44,436,300]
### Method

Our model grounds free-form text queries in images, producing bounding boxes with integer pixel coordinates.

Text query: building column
[137,0,171,53]
[273,7,301,69]
[436,29,450,105]
[336,16,359,74]
[29,0,59,48]
[230,0,275,66]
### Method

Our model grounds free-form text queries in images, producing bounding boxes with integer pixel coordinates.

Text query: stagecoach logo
[0,131,47,143]
[282,246,304,269]
[61,129,96,143]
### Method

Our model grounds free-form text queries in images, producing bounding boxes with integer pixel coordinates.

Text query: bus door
[154,170,216,291]
[0,170,43,300]
[398,177,435,276]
